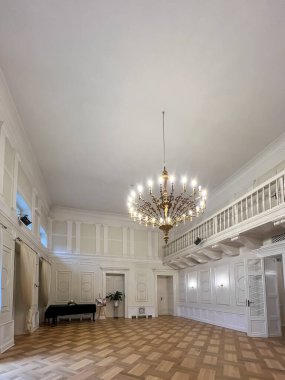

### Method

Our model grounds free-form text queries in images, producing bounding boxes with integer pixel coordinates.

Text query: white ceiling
[0,0,284,214]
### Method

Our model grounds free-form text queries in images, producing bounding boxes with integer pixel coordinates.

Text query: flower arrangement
[96,297,107,306]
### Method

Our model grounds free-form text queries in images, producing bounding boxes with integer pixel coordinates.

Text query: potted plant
[106,291,124,307]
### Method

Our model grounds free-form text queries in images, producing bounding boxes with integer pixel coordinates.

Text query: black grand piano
[45,303,96,324]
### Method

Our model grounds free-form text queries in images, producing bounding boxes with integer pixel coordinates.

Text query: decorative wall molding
[214,265,230,305]
[178,272,186,303]
[177,305,247,332]
[135,273,148,301]
[56,271,72,303]
[0,320,14,353]
[199,270,212,303]
[80,272,95,303]
[187,271,198,303]
[235,262,246,306]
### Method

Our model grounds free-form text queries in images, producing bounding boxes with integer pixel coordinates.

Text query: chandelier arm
[171,198,197,220]
[150,194,163,218]
[131,200,156,219]
[136,204,159,221]
[137,199,161,220]
[170,193,185,216]
[168,190,175,204]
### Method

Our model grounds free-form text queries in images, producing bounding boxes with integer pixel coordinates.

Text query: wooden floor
[1,316,285,380]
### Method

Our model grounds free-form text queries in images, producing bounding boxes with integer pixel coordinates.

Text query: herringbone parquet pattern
[1,316,285,380]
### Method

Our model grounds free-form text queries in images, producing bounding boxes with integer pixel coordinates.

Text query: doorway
[157,275,174,316]
[105,273,125,318]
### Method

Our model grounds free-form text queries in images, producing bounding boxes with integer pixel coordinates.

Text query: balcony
[163,170,285,268]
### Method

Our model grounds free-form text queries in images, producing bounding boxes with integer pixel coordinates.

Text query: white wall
[49,206,170,319]
[0,67,50,351]
[176,250,254,332]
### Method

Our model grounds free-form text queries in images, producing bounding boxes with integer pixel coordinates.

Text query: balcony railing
[164,170,285,257]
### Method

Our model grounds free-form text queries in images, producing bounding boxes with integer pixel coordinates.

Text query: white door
[157,276,173,315]
[245,258,268,337]
[265,257,281,337]
[106,274,124,318]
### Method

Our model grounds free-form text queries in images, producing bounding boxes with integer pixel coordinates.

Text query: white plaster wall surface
[50,255,166,318]
[176,251,257,332]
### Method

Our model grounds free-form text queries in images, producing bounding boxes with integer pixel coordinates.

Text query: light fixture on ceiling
[127,111,207,244]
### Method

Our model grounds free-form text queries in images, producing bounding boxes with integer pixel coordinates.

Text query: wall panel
[56,271,72,302]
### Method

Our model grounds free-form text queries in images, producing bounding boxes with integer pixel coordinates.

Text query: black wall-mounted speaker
[194,237,202,245]
[20,215,32,226]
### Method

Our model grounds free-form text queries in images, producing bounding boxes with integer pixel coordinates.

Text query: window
[16,192,32,230]
[40,226,48,248]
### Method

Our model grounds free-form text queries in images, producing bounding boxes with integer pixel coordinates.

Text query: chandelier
[127,112,207,244]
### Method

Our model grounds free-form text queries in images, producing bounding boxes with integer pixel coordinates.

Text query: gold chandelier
[127,112,207,244]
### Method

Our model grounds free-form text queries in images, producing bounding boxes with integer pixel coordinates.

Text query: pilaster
[103,225,108,254]
[95,224,101,254]
[67,220,73,252]
[75,221,81,254]
[0,124,6,196]
[12,153,21,211]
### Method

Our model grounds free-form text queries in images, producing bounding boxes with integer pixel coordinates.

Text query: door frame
[102,267,129,318]
[154,269,177,317]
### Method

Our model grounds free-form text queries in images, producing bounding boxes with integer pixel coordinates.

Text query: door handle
[161,297,163,301]
[247,300,254,307]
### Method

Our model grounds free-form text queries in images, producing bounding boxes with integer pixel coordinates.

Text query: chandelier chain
[162,111,166,168]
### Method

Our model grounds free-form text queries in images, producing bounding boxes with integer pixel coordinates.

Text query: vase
[114,300,119,307]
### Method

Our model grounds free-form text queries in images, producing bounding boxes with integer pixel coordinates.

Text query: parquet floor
[1,317,285,380]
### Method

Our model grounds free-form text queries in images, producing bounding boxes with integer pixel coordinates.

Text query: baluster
[281,176,285,203]
[256,191,259,214]
[275,179,279,206]
[214,216,217,234]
